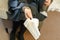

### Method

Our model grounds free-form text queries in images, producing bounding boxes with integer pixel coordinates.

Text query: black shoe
[17,32,24,40]
[18,35,24,40]
[10,32,15,40]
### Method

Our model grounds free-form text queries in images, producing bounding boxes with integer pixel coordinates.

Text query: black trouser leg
[18,20,26,40]
[10,21,20,40]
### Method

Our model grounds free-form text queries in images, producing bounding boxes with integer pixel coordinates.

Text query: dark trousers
[10,20,26,40]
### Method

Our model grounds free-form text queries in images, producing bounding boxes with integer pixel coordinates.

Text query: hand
[22,6,33,19]
[44,0,51,6]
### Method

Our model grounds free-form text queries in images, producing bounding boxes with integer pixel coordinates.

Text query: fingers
[22,6,33,19]
[25,8,33,19]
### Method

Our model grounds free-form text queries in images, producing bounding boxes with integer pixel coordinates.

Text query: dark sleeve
[32,0,46,11]
[37,0,53,21]
[28,0,48,21]
[38,0,46,12]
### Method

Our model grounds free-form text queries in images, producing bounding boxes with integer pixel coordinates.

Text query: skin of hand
[22,6,33,19]
[44,0,51,7]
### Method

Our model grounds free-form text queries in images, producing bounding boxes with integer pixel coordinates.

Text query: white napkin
[47,0,60,12]
[24,18,41,40]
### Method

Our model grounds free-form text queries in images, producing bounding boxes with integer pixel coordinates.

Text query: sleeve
[8,0,19,8]
[37,0,48,21]
[38,0,46,12]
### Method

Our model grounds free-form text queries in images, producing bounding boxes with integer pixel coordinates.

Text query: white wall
[48,0,60,12]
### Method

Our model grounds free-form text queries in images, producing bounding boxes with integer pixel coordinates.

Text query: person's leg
[18,20,26,40]
[10,21,20,40]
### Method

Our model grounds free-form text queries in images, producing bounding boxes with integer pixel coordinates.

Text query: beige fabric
[0,0,8,19]
[0,0,8,11]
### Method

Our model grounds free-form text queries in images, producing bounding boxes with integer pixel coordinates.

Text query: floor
[0,11,60,40]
